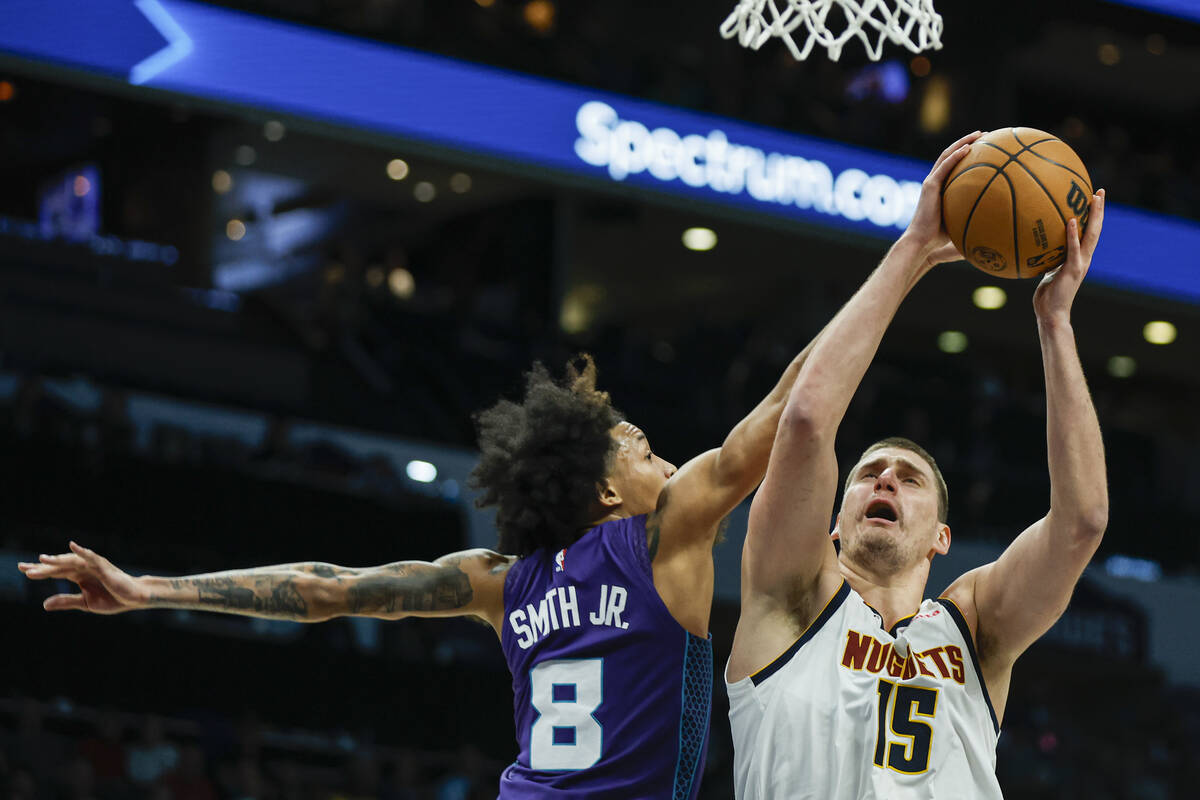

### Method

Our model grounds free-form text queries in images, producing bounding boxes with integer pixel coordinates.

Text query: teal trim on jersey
[672,631,713,800]
[750,580,851,687]
[936,598,1000,733]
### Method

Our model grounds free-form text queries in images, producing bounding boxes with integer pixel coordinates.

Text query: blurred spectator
[165,745,217,800]
[126,717,178,787]
[77,711,126,799]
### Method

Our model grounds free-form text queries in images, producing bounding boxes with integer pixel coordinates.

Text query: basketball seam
[942,163,999,194]
[1012,130,1092,191]
[961,169,1017,277]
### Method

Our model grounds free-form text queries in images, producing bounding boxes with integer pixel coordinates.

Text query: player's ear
[830,513,842,541]
[595,479,622,509]
[933,522,951,555]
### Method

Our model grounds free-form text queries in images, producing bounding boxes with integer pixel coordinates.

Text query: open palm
[17,542,146,614]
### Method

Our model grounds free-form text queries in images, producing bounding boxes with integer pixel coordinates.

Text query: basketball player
[725,138,1108,797]
[22,308,847,792]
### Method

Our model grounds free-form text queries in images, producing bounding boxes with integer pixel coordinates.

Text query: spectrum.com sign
[574,101,921,230]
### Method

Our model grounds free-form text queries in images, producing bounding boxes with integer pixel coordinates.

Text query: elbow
[1063,505,1108,546]
[305,576,345,622]
[779,392,831,440]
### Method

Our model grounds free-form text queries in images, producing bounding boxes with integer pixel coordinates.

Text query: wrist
[1036,312,1073,334]
[891,234,937,270]
[137,575,169,608]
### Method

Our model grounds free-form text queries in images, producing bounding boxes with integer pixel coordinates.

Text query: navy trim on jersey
[750,580,851,687]
[936,598,1000,733]
[861,600,918,637]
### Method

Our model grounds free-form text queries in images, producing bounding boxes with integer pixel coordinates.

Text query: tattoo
[309,563,340,579]
[347,565,473,615]
[647,517,662,563]
[169,576,309,619]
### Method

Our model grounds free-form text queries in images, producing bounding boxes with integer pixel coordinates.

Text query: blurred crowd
[0,698,501,800]
[4,675,1199,800]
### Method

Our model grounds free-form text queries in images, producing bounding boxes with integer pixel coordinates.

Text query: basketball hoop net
[720,0,943,62]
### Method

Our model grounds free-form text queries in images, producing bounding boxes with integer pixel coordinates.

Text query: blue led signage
[1103,0,1200,22]
[2,0,1198,301]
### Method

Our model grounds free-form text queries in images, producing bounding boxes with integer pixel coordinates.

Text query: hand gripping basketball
[1033,188,1105,322]
[902,131,984,273]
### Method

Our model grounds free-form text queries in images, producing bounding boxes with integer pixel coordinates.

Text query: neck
[837,556,930,631]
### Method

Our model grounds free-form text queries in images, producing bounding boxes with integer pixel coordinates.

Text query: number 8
[529,659,604,770]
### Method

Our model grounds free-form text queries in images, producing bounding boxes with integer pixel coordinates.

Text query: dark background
[2,1,1198,798]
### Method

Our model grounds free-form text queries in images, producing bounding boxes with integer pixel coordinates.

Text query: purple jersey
[499,515,713,799]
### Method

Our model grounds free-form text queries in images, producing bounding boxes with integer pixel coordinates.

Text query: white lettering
[589,584,608,625]
[573,100,918,229]
[604,585,629,629]
[509,609,534,650]
[558,586,581,628]
[527,599,552,641]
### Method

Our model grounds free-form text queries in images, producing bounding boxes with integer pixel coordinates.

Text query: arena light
[211,170,233,194]
[414,181,436,202]
[937,331,967,353]
[406,460,438,483]
[972,286,1006,310]
[386,159,409,181]
[0,81,14,102]
[73,175,92,197]
[449,172,472,193]
[234,145,256,166]
[388,268,415,299]
[1143,320,1176,345]
[682,227,717,251]
[263,120,286,141]
[1107,356,1136,378]
[225,219,246,241]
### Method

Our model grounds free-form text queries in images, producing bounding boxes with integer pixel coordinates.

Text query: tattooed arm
[18,543,515,631]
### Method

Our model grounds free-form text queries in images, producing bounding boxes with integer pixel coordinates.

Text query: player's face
[604,422,677,517]
[836,447,948,574]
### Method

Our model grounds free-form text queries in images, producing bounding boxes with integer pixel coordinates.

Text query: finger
[41,553,87,569]
[933,131,983,169]
[44,594,88,612]
[1080,188,1105,258]
[69,541,103,566]
[20,564,83,581]
[1064,218,1083,274]
[929,142,973,185]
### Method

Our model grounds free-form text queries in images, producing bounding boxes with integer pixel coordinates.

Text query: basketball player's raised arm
[739,133,981,608]
[18,542,516,631]
[946,190,1108,670]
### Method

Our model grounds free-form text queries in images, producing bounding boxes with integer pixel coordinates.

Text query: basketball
[941,127,1093,279]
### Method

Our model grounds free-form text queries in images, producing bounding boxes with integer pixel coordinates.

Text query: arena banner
[1103,0,1200,22]
[2,0,1199,301]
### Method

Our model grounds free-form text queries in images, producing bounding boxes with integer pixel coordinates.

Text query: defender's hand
[900,130,984,272]
[1033,189,1105,323]
[18,542,148,613]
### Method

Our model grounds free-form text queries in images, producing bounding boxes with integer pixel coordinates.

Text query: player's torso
[499,515,712,800]
[727,582,1002,800]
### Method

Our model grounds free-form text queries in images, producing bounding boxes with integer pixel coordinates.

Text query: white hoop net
[720,0,943,62]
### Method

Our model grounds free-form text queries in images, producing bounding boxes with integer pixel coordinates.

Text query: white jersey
[727,581,1002,799]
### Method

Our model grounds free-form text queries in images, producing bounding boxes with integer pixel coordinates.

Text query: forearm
[784,236,929,429]
[1038,316,1108,534]
[140,563,354,622]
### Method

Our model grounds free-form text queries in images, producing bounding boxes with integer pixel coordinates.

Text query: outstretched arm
[945,190,1108,684]
[19,542,515,631]
[741,132,980,608]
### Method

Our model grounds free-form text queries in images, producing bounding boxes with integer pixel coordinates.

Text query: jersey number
[874,679,938,774]
[529,659,604,770]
